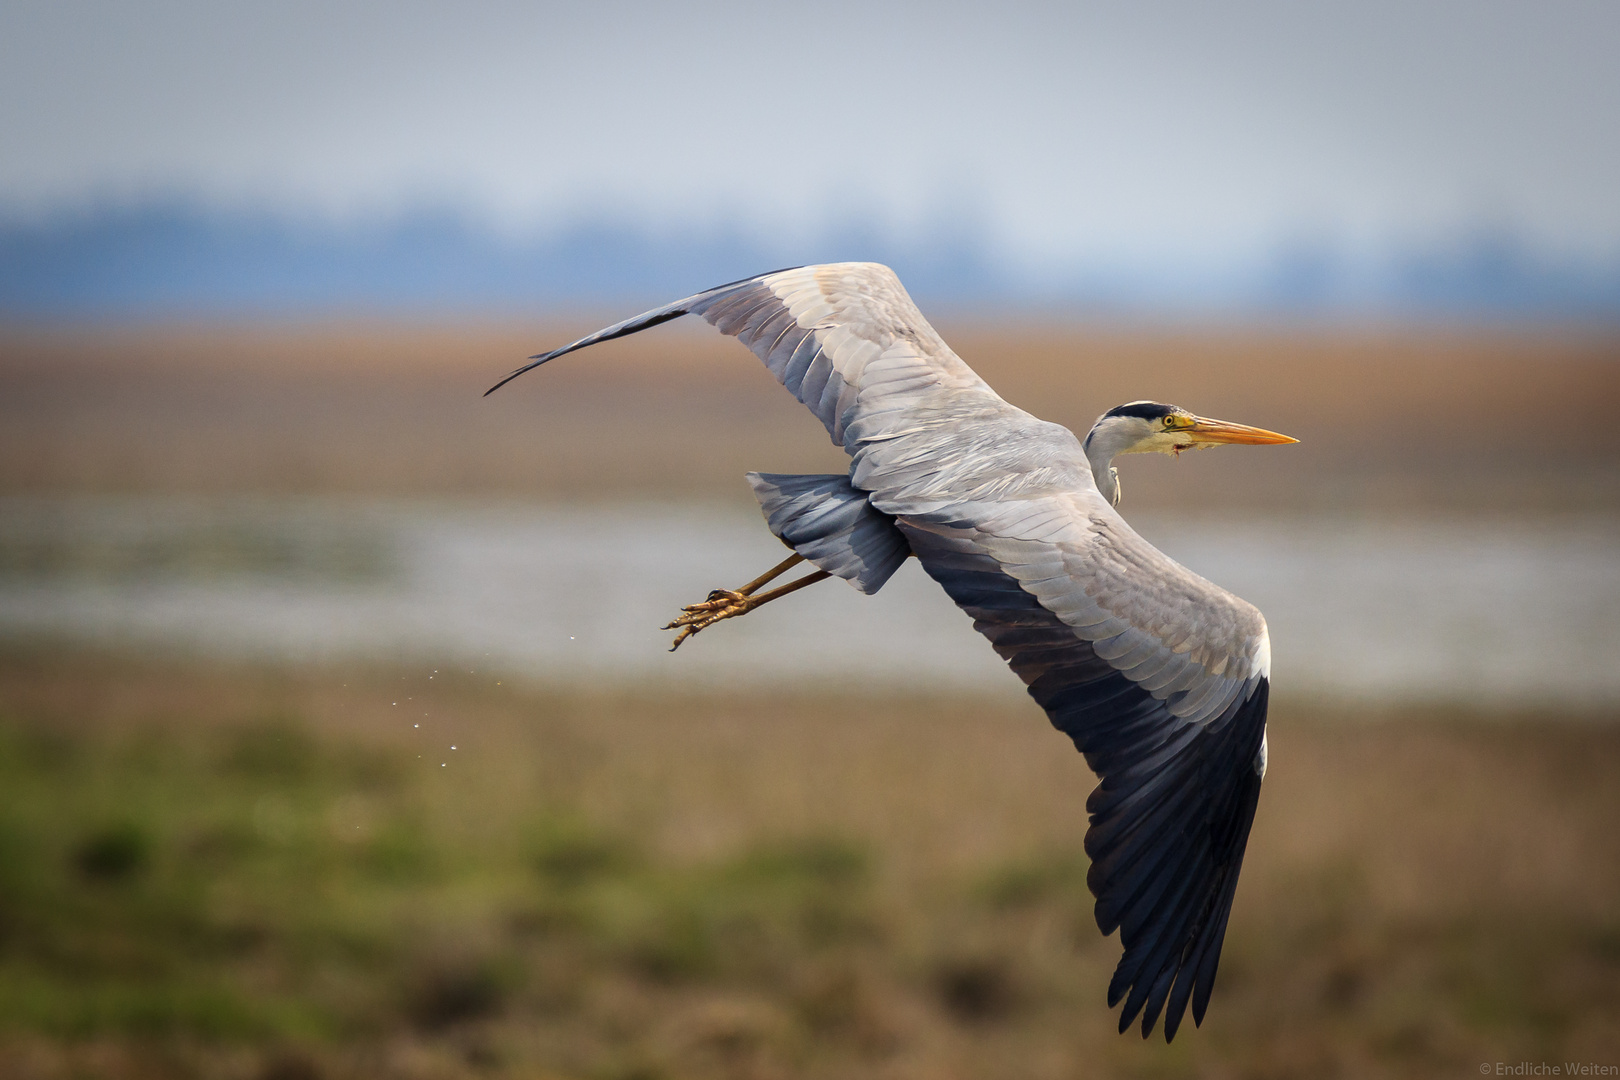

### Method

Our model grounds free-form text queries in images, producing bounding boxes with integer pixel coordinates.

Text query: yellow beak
[1186,416,1299,446]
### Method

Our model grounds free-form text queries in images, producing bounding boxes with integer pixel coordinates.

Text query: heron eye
[1165,414,1192,429]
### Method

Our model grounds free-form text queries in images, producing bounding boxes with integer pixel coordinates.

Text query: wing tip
[483,354,551,396]
[482,267,815,398]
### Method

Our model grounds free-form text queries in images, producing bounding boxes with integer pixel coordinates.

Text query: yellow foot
[663,589,757,651]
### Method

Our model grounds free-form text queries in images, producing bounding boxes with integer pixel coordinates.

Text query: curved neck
[1084,424,1134,507]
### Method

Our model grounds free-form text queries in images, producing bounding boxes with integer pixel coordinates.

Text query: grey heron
[487,263,1297,1041]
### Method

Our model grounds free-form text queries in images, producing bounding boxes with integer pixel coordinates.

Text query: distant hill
[2,200,1617,321]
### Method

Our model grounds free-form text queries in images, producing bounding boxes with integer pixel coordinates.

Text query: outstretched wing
[487,262,997,448]
[491,263,1272,1040]
[890,486,1270,1041]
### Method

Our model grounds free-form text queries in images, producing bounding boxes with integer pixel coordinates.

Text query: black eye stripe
[1104,401,1177,421]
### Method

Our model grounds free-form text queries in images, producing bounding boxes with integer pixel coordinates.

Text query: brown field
[3,319,1618,511]
[4,318,1619,1077]
[0,647,1617,1079]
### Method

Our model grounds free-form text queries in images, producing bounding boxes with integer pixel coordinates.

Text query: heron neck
[1083,425,1132,507]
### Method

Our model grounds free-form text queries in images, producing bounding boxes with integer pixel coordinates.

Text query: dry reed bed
[3,321,1617,511]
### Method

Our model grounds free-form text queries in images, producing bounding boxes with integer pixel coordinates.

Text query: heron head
[1084,401,1297,505]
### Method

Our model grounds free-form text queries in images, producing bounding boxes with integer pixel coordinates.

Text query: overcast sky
[3,0,1617,269]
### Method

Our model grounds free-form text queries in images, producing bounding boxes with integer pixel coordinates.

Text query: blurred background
[1,2,1618,1078]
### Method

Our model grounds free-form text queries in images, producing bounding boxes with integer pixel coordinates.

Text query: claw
[662,589,757,651]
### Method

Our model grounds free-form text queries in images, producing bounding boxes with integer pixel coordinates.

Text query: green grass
[0,680,921,1078]
[0,650,1617,1079]
[0,714,872,1041]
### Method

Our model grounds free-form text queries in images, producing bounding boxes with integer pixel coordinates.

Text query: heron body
[489,263,1297,1041]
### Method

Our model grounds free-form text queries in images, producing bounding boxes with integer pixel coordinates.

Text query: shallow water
[1,497,1616,708]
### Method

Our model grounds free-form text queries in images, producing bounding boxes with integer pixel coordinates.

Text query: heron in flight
[487,264,1296,1041]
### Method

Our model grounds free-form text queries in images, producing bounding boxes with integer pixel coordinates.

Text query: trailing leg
[663,554,833,651]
